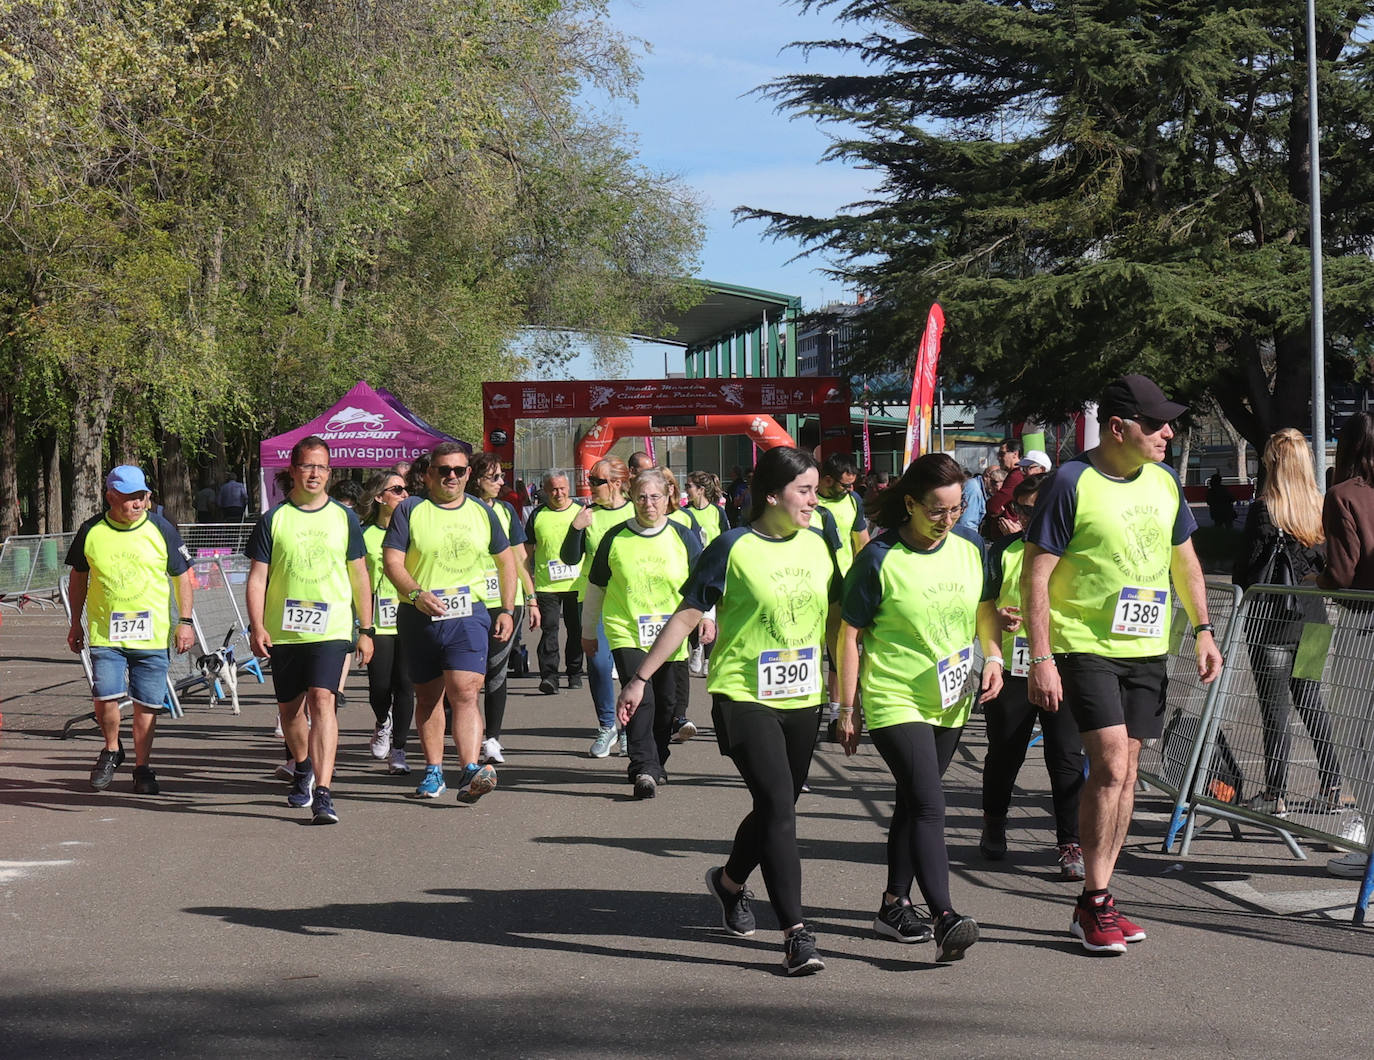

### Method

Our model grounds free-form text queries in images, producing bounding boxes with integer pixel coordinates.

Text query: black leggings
[612,648,680,782]
[869,721,963,915]
[366,635,414,751]
[1246,640,1341,795]
[712,696,819,930]
[982,676,1085,844]
[483,605,523,741]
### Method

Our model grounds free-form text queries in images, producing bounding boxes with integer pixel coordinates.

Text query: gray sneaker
[589,726,617,758]
[705,866,755,937]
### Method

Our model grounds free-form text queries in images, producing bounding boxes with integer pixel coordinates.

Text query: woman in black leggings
[359,471,415,775]
[838,454,1003,962]
[617,446,840,976]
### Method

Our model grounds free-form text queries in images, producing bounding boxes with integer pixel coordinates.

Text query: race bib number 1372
[282,599,330,633]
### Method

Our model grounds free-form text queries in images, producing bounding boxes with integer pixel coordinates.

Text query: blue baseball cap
[106,465,150,494]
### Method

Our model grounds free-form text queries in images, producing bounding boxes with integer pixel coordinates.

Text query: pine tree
[746,0,1374,447]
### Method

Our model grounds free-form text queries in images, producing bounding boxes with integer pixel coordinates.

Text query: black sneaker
[566,673,584,689]
[782,927,825,976]
[131,765,160,795]
[705,866,755,937]
[874,897,934,944]
[633,774,657,799]
[934,911,979,963]
[311,786,339,824]
[979,815,1007,860]
[538,677,558,695]
[89,744,125,791]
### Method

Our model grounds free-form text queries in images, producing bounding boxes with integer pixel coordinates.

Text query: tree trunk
[0,386,19,538]
[1176,425,1192,486]
[158,429,193,523]
[42,431,62,533]
[70,370,114,525]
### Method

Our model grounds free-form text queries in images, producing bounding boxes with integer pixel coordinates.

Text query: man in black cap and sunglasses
[1021,374,1223,955]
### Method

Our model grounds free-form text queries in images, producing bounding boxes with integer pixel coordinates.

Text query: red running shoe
[1070,893,1127,954]
[1106,894,1147,943]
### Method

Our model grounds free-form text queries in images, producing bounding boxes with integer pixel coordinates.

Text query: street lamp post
[1306,0,1327,487]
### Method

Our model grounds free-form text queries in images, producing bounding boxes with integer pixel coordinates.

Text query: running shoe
[567,673,584,689]
[311,786,339,825]
[617,730,628,756]
[369,717,392,760]
[1057,842,1086,881]
[705,866,755,937]
[1105,895,1146,943]
[286,764,315,808]
[979,815,1007,860]
[1243,792,1288,816]
[456,763,497,804]
[1326,850,1371,878]
[480,737,505,764]
[589,726,617,758]
[387,748,411,775]
[633,774,657,799]
[933,912,979,962]
[273,716,283,738]
[671,717,697,744]
[782,928,825,976]
[874,898,934,944]
[89,744,125,791]
[274,756,295,782]
[1070,894,1127,954]
[131,765,160,796]
[414,765,446,798]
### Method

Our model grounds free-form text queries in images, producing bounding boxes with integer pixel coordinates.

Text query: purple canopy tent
[258,380,469,510]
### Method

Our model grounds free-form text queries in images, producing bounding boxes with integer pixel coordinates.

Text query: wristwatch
[407,588,423,602]
[357,626,376,637]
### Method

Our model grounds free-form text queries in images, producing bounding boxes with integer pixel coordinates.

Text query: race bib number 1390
[757,646,819,700]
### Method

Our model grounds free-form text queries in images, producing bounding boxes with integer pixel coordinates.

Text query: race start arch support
[482,377,851,492]
[576,414,793,487]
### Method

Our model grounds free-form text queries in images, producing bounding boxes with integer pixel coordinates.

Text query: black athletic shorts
[1057,653,1168,740]
[269,640,352,706]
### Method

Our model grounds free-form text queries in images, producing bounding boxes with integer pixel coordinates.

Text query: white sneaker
[616,729,628,756]
[370,717,393,760]
[1326,850,1370,878]
[589,726,617,758]
[273,717,283,738]
[689,644,708,677]
[480,737,505,764]
[387,748,410,775]
[1324,811,1366,852]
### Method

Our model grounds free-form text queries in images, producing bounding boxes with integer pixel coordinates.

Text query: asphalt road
[2,609,1372,1058]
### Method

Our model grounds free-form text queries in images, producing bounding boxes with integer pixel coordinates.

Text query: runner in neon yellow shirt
[616,446,841,977]
[837,453,1001,963]
[359,469,414,776]
[66,464,195,795]
[524,470,584,694]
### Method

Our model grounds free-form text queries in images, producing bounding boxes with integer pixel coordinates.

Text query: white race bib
[109,610,153,642]
[375,596,398,630]
[432,587,472,621]
[547,559,578,583]
[637,613,672,648]
[1010,635,1030,679]
[756,646,820,701]
[937,647,974,710]
[282,599,330,633]
[484,572,500,599]
[1111,586,1168,638]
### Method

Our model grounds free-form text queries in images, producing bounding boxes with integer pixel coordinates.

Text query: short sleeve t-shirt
[815,491,868,575]
[680,526,840,709]
[477,497,524,609]
[246,499,365,643]
[526,502,582,592]
[984,532,1030,674]
[383,496,509,614]
[1024,454,1196,658]
[589,520,702,658]
[843,526,987,729]
[563,501,634,599]
[691,503,729,549]
[67,511,191,649]
[363,523,400,635]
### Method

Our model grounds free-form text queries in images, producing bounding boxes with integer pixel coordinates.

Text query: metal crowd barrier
[177,522,255,555]
[1137,580,1243,800]
[1163,583,1374,924]
[0,533,76,611]
[168,555,266,704]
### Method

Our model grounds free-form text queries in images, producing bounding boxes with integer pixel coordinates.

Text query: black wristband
[357,627,376,637]
[1194,623,1215,637]
[496,608,513,617]
[632,673,649,684]
[177,617,194,626]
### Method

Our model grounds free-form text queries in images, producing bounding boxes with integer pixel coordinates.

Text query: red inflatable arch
[577,414,793,489]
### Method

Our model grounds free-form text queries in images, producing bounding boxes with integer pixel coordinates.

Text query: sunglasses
[1123,415,1170,434]
[589,475,610,487]
[383,485,408,496]
[433,463,469,479]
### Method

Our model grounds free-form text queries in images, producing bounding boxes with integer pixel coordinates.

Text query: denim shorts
[88,646,171,708]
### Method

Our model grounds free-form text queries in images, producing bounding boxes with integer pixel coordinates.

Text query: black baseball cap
[1098,374,1187,422]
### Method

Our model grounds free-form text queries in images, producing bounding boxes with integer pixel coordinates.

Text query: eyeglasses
[383,485,408,496]
[1011,502,1036,519]
[294,464,329,474]
[1123,415,1170,434]
[634,493,666,504]
[920,501,967,520]
[432,463,469,478]
[589,476,610,487]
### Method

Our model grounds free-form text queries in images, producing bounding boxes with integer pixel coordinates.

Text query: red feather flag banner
[902,303,945,468]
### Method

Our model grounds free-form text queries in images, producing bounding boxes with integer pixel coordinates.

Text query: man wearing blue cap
[66,465,196,793]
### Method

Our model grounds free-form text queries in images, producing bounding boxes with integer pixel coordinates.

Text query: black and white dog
[197,629,241,715]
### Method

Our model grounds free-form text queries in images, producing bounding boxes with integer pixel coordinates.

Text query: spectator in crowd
[218,471,249,523]
[329,479,363,509]
[957,466,985,533]
[194,480,218,523]
[1207,472,1237,529]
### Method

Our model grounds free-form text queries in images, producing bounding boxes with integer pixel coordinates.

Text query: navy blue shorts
[269,641,352,706]
[397,603,490,683]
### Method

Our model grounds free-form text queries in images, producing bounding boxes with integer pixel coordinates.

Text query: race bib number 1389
[1112,586,1168,638]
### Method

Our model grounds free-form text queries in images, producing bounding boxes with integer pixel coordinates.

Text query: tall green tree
[747,1,1374,448]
